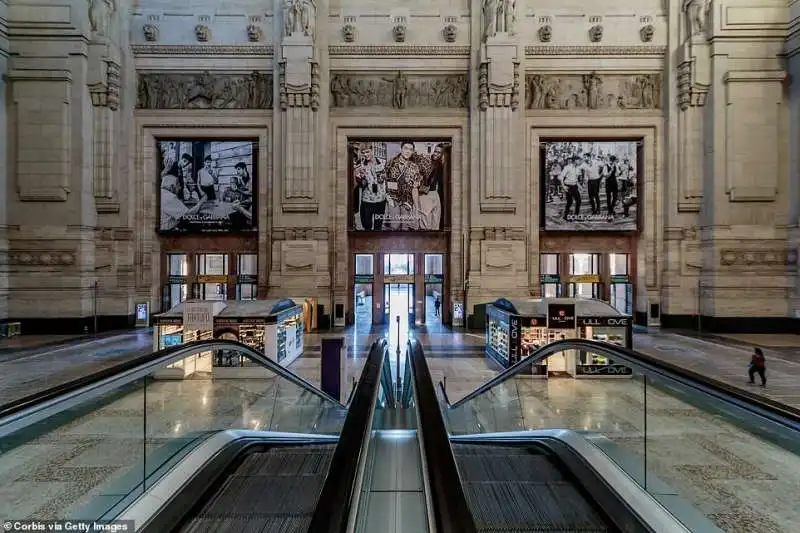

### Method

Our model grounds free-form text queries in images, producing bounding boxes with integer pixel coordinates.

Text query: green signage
[424,274,444,284]
[354,275,374,284]
[540,274,560,284]
[611,275,630,284]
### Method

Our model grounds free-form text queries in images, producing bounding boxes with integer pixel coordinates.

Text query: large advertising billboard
[350,140,450,232]
[157,139,257,234]
[541,140,641,232]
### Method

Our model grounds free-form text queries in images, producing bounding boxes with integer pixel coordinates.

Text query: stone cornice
[130,44,273,56]
[329,45,470,56]
[525,45,667,57]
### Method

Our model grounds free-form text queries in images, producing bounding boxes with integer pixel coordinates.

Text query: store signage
[385,275,414,284]
[579,317,630,327]
[216,317,266,326]
[156,317,183,325]
[354,274,374,283]
[540,274,560,284]
[197,275,228,284]
[522,317,540,327]
[167,275,187,284]
[238,275,258,284]
[577,365,633,376]
[452,302,464,326]
[610,274,630,284]
[548,303,576,329]
[569,274,600,284]
[424,274,444,283]
[135,302,149,327]
[509,316,520,363]
[183,302,214,331]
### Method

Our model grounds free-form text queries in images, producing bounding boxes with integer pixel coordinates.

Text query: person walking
[748,347,766,387]
[434,296,441,317]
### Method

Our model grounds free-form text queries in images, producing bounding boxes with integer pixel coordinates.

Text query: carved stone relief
[195,24,210,42]
[6,251,76,266]
[136,71,273,109]
[284,0,316,38]
[684,0,710,39]
[537,25,552,42]
[393,21,407,42]
[640,24,654,42]
[143,23,159,42]
[588,25,603,42]
[247,25,263,42]
[330,71,468,109]
[443,24,457,43]
[342,24,356,42]
[482,0,518,41]
[719,249,797,267]
[88,0,116,37]
[526,72,661,110]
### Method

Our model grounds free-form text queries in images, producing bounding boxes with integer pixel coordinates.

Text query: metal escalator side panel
[407,339,479,533]
[307,338,388,533]
[450,429,692,533]
[118,430,339,533]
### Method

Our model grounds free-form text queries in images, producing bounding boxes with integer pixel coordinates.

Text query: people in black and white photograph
[351,140,448,232]
[158,140,256,233]
[542,141,639,231]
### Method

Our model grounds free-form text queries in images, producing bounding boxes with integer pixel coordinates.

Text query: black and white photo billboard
[541,140,640,232]
[157,140,257,234]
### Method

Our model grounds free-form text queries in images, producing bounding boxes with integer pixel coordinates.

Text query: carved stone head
[537,25,552,42]
[588,24,603,42]
[247,24,262,42]
[142,23,159,42]
[639,24,654,42]
[195,24,210,42]
[393,24,406,43]
[443,24,457,43]
[342,24,356,42]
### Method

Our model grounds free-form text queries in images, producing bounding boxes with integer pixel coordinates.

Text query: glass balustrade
[438,348,800,533]
[0,344,347,524]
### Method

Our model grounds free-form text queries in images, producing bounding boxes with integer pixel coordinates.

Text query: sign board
[183,301,215,331]
[354,274,374,284]
[238,275,258,283]
[385,275,414,284]
[540,274,560,284]
[576,364,633,376]
[610,274,630,284]
[578,317,630,327]
[167,276,187,284]
[547,303,576,329]
[424,274,444,284]
[197,275,228,284]
[568,274,600,284]
[135,302,149,327]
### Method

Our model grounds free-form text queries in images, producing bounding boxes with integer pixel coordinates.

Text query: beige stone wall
[0,0,796,329]
[0,0,8,320]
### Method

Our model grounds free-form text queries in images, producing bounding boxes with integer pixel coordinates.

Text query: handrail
[440,339,800,426]
[307,338,388,533]
[408,338,479,533]
[0,339,346,422]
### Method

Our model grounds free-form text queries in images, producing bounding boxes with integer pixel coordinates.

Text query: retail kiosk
[153,299,305,368]
[485,297,632,378]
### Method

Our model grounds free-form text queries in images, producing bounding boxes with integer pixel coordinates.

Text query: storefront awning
[492,297,626,318]
[154,298,298,319]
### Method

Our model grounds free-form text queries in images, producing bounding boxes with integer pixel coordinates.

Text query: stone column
[675,35,710,212]
[697,0,791,327]
[477,28,521,213]
[0,0,8,320]
[276,0,322,214]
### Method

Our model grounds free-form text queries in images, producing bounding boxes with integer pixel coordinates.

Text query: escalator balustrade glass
[0,342,347,525]
[437,341,800,533]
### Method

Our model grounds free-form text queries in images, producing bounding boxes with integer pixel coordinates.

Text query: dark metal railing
[407,338,479,533]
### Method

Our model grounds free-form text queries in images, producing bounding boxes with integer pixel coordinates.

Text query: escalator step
[455,453,565,483]
[180,516,312,533]
[463,481,609,532]
[199,475,328,516]
[233,448,333,477]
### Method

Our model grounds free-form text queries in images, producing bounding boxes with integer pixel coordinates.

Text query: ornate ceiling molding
[130,44,273,56]
[329,45,470,56]
[525,45,667,57]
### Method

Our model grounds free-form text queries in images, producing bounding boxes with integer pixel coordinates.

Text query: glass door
[354,254,375,329]
[539,253,561,297]
[609,253,633,314]
[424,253,444,325]
[384,283,415,335]
[567,253,602,298]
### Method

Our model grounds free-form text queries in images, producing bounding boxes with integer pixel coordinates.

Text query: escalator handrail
[307,338,388,533]
[408,338,479,533]
[442,338,800,423]
[0,339,346,421]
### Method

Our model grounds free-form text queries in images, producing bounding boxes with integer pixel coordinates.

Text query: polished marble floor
[1,329,799,533]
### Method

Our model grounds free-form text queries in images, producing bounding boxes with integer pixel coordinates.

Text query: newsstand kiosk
[485,297,633,378]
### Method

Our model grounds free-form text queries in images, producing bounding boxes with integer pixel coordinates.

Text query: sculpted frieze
[136,71,273,109]
[330,71,468,109]
[526,72,661,110]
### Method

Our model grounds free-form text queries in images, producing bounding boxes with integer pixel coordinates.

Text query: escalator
[0,338,383,532]
[422,338,800,533]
